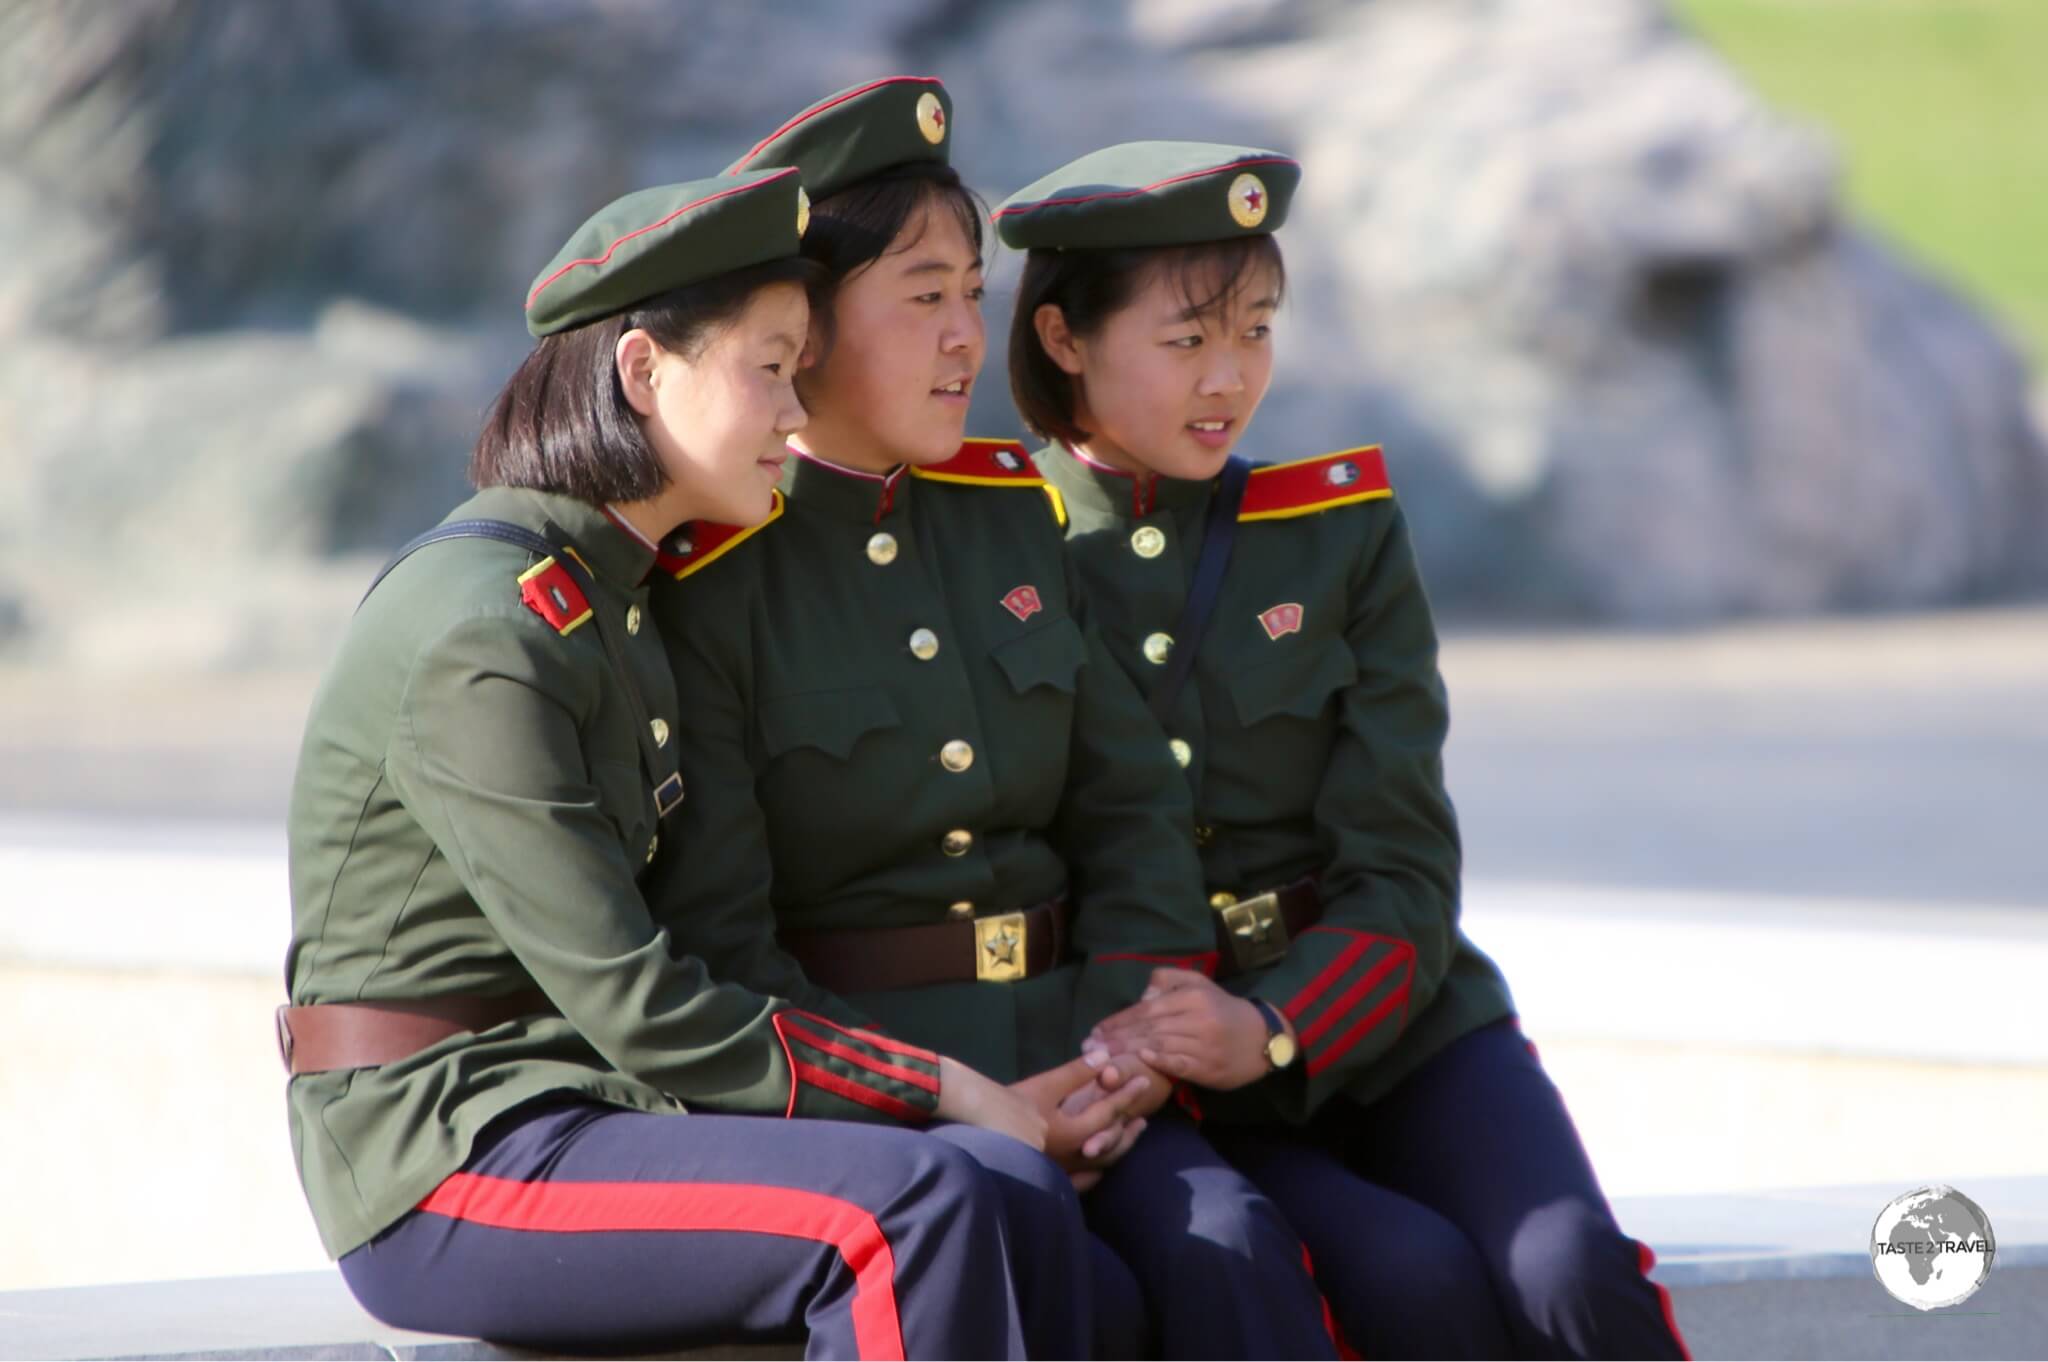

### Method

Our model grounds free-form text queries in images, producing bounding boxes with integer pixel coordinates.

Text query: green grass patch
[1673,0,2048,367]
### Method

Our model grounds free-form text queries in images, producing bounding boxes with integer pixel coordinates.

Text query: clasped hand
[1081,966,1285,1092]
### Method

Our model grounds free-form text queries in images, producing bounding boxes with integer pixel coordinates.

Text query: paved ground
[2,605,2043,1291]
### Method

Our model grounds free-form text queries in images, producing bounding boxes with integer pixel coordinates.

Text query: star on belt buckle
[974,911,1029,983]
[1213,891,1290,972]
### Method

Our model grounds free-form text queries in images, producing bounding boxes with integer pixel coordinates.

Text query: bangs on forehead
[1141,236,1285,323]
[805,163,989,285]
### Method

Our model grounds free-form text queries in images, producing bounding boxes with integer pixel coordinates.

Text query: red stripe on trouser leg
[1636,1240,1693,1361]
[1301,1244,1360,1360]
[417,1172,906,1361]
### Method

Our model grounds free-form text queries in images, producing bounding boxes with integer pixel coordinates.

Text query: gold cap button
[948,900,975,919]
[941,829,974,857]
[1169,737,1193,768]
[650,718,670,748]
[908,627,940,661]
[867,532,899,566]
[939,739,975,773]
[1131,525,1166,559]
[1142,632,1174,665]
[625,604,643,636]
[1209,890,1238,909]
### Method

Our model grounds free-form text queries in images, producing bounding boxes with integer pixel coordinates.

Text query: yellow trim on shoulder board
[1251,444,1383,474]
[672,489,785,581]
[1042,483,1068,528]
[1239,486,1393,522]
[908,467,1048,488]
[516,554,558,585]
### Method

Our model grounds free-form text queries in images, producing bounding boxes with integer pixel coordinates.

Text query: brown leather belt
[1211,876,1322,979]
[780,898,1070,994]
[276,989,556,1075]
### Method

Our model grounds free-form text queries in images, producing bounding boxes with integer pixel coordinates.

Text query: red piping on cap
[730,75,946,172]
[526,167,799,311]
[993,156,1299,220]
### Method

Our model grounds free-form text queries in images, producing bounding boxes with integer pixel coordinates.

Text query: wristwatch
[1250,997,1298,1071]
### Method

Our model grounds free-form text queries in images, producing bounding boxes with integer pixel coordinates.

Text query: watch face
[1267,1030,1298,1070]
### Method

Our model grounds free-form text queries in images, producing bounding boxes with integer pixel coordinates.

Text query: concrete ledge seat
[0,1273,802,1361]
[4,1179,2044,1360]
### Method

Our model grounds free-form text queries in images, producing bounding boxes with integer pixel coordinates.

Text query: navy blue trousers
[340,1102,1121,1360]
[1207,1020,1692,1360]
[1085,1114,1341,1360]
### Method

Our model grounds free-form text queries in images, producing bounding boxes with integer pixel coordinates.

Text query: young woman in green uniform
[652,81,1343,1359]
[281,168,1133,1360]
[1000,140,1693,1360]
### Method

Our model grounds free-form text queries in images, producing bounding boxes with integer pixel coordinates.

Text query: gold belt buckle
[974,911,1029,983]
[1213,891,1290,972]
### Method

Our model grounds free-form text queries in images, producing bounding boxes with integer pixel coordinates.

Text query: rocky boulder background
[2,0,2043,668]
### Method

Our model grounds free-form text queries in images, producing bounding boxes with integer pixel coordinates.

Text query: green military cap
[994,141,1300,251]
[525,168,811,337]
[724,75,952,200]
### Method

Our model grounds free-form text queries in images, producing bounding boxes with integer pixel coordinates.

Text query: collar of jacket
[781,445,914,524]
[467,486,660,591]
[1036,443,1214,520]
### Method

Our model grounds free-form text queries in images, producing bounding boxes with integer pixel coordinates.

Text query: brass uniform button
[1209,890,1238,909]
[908,627,940,661]
[650,718,670,748]
[625,604,643,636]
[645,834,659,863]
[1194,824,1215,847]
[1131,525,1166,559]
[939,739,975,773]
[1169,738,1193,768]
[941,829,974,857]
[1142,632,1173,665]
[948,900,975,920]
[867,532,899,566]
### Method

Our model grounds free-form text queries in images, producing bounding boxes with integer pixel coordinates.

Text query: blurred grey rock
[1,0,2044,667]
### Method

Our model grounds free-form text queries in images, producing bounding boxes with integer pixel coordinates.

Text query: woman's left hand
[1083,967,1285,1092]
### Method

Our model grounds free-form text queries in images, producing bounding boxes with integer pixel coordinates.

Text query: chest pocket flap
[1226,637,1359,727]
[991,617,1088,696]
[760,686,902,761]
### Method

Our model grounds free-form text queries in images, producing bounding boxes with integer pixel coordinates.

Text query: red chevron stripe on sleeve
[1282,927,1417,1076]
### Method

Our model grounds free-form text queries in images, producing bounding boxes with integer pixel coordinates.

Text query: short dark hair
[803,160,987,285]
[470,256,819,502]
[1008,236,1286,447]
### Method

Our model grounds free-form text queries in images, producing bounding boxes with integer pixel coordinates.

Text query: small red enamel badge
[1258,602,1304,640]
[1002,585,1044,622]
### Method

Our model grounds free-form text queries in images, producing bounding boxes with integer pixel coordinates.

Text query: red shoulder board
[910,437,1041,485]
[517,557,593,635]
[1238,446,1391,522]
[663,490,784,581]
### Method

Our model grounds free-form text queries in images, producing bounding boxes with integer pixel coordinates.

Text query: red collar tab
[1238,446,1391,522]
[662,491,786,581]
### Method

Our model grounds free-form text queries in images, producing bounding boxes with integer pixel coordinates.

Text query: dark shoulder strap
[358,519,557,609]
[1149,456,1252,725]
[360,517,684,824]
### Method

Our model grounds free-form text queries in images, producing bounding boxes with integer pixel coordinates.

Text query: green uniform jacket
[285,487,940,1259]
[651,443,1216,1082]
[1036,445,1516,1124]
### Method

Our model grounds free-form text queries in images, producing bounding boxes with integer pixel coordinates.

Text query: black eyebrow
[1167,294,1281,324]
[899,256,984,278]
